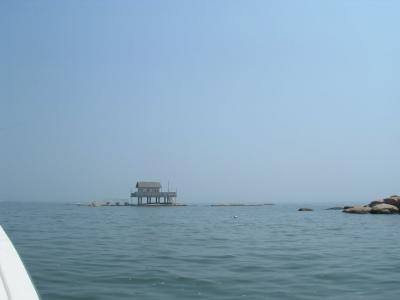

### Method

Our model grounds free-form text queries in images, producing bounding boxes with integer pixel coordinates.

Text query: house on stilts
[130,181,177,206]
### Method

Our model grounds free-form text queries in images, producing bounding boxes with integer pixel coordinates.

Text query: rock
[369,200,384,207]
[325,207,343,210]
[370,203,399,214]
[298,208,313,211]
[383,196,400,208]
[343,206,371,214]
[344,195,400,214]
[368,195,400,208]
[383,198,398,206]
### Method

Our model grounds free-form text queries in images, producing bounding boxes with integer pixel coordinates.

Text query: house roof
[136,181,161,188]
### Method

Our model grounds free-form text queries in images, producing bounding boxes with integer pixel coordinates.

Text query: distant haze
[1,1,399,204]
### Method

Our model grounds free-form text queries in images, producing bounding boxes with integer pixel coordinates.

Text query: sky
[1,0,400,204]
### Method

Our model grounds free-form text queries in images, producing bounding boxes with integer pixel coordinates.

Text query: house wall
[138,188,160,193]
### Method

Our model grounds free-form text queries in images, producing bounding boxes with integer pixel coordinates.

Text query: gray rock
[383,197,400,208]
[298,208,313,211]
[369,200,384,207]
[325,207,343,210]
[367,195,400,208]
[370,203,399,214]
[343,206,371,214]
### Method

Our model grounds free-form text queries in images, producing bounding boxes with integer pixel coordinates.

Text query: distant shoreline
[210,203,274,207]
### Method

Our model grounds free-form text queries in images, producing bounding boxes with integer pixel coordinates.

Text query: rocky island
[343,195,400,214]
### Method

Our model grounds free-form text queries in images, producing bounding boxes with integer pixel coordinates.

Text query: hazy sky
[1,0,399,204]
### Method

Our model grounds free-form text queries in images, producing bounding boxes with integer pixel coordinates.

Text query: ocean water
[1,202,400,300]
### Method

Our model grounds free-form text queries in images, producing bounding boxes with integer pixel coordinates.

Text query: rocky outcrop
[298,208,313,211]
[370,203,399,214]
[344,195,400,215]
[325,207,344,210]
[369,200,383,207]
[383,196,400,207]
[343,206,371,214]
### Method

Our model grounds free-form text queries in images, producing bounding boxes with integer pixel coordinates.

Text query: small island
[343,195,400,214]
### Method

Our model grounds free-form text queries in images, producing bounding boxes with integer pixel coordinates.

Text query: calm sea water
[1,202,399,300]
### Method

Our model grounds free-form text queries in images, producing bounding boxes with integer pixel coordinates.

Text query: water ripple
[1,203,400,299]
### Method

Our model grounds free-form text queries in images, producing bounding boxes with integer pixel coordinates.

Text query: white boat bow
[0,226,40,300]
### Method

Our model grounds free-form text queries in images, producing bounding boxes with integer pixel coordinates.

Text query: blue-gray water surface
[1,202,399,300]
